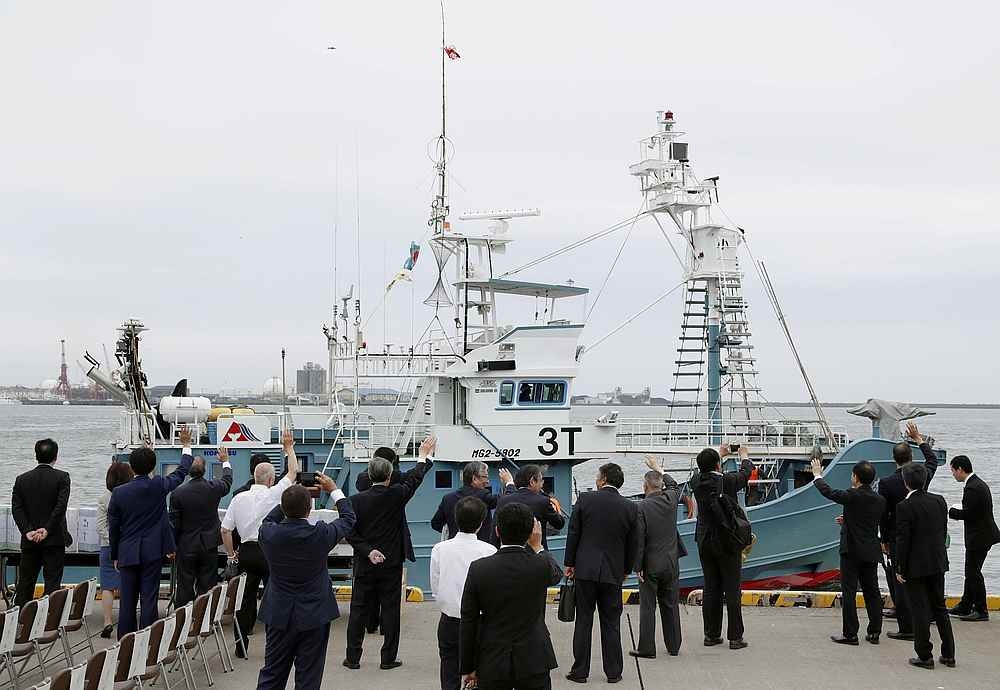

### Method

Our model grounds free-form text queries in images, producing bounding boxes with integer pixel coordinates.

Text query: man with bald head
[221,430,299,658]
[169,445,233,606]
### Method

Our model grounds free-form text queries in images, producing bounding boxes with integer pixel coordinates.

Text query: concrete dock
[202,603,995,690]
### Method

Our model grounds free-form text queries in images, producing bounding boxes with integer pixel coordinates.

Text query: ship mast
[430,0,449,236]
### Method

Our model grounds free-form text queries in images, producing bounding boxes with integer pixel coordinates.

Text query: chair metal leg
[232,619,246,660]
[213,626,233,672]
[3,653,19,690]
[179,648,196,690]
[61,630,74,666]
[81,618,96,655]
[33,641,46,678]
[195,639,214,687]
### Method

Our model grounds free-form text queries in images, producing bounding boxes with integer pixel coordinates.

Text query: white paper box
[77,507,100,552]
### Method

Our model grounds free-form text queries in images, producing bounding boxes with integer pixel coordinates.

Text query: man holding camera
[221,429,299,657]
[344,437,435,671]
[689,443,754,650]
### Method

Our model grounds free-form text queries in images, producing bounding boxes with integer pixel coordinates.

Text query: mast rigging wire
[499,211,646,278]
[584,199,646,323]
[583,280,686,354]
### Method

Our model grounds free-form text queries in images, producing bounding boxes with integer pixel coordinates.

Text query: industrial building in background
[296,362,327,396]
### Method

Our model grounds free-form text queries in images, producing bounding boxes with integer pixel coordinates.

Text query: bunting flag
[386,241,421,292]
[444,45,461,60]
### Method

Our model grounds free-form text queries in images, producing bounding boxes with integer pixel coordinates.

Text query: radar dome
[263,377,284,396]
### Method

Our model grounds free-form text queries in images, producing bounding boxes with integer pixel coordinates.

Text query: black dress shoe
[938,656,956,668]
[234,644,247,660]
[342,659,360,670]
[668,651,679,657]
[379,661,403,670]
[908,657,934,670]
[729,639,748,650]
[865,634,879,645]
[565,673,587,683]
[703,637,724,647]
[100,624,114,639]
[628,650,656,659]
[607,677,623,684]
[887,630,914,641]
[959,611,989,622]
[830,635,859,646]
[948,605,971,616]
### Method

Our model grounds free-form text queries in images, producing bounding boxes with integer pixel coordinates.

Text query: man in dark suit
[344,437,435,670]
[810,457,886,645]
[895,462,955,669]
[564,462,638,684]
[109,426,194,637]
[689,443,754,650]
[356,447,415,634]
[460,502,563,690]
[878,422,939,640]
[168,446,234,607]
[431,461,515,542]
[631,464,683,659]
[11,438,72,608]
[256,476,356,690]
[497,465,565,550]
[947,454,1000,622]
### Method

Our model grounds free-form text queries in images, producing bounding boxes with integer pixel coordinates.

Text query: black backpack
[705,491,752,555]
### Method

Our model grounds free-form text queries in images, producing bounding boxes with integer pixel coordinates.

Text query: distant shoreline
[573,400,1000,410]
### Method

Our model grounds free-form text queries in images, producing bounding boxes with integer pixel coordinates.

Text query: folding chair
[135,617,174,687]
[179,594,213,687]
[207,582,233,673]
[47,660,87,690]
[12,596,50,683]
[0,606,21,688]
[62,579,98,658]
[217,574,246,662]
[34,588,73,671]
[156,605,193,690]
[114,626,151,690]
[84,642,120,690]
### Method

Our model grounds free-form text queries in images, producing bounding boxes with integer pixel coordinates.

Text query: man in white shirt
[220,429,299,658]
[430,496,496,690]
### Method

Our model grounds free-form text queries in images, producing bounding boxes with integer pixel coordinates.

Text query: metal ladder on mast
[667,278,709,438]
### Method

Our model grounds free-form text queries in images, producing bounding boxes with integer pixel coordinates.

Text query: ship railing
[330,350,461,378]
[612,418,848,450]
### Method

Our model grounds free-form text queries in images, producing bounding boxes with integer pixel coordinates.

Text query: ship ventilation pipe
[80,352,131,405]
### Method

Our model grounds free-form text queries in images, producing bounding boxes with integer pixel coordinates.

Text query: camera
[298,471,318,487]
[729,443,741,453]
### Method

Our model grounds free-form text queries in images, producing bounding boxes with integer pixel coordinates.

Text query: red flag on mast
[444,45,461,60]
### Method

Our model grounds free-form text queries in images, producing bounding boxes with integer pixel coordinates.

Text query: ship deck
[35,602,990,690]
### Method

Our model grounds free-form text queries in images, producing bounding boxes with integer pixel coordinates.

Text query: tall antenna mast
[430,0,449,234]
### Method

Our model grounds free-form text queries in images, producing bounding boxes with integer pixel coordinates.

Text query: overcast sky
[1,1,997,403]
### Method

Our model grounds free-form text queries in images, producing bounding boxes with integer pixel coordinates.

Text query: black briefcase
[557,578,576,623]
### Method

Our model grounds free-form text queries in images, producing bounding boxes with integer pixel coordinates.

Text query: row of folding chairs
[0,579,100,688]
[3,574,247,690]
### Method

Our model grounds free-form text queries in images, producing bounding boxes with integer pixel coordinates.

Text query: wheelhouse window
[500,380,568,407]
[499,382,515,406]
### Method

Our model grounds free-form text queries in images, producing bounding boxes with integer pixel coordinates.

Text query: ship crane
[54,339,71,401]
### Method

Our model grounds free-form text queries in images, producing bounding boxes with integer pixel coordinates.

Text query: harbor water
[0,403,996,592]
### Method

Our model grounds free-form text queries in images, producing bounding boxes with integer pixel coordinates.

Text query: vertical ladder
[667,278,709,420]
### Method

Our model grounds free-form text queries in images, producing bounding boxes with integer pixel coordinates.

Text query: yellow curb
[331,586,424,603]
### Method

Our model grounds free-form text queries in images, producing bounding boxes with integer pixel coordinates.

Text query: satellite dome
[263,377,284,396]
